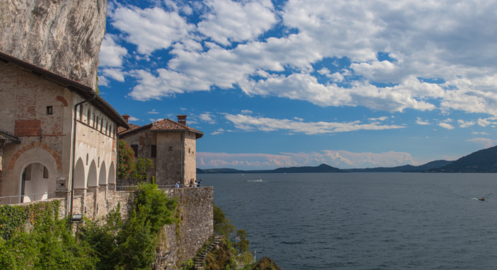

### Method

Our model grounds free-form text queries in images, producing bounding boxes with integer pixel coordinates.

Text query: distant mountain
[343,160,452,172]
[428,146,497,172]
[197,164,342,174]
[197,160,453,174]
[270,163,342,173]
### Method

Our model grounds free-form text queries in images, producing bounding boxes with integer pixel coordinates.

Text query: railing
[116,184,201,191]
[0,192,56,205]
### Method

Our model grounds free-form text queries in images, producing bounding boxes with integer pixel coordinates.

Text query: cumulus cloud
[458,119,475,128]
[197,149,419,170]
[224,114,404,134]
[128,116,140,121]
[102,69,127,82]
[200,112,216,124]
[99,35,128,67]
[438,123,454,130]
[416,117,430,125]
[110,6,195,55]
[98,76,109,86]
[211,128,225,135]
[467,138,496,148]
[197,0,277,46]
[111,0,497,116]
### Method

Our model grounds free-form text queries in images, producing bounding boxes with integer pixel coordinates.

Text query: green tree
[131,158,154,183]
[213,205,235,237]
[81,182,177,270]
[234,229,249,254]
[118,140,135,180]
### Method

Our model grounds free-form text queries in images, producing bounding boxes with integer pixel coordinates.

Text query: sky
[98,0,497,170]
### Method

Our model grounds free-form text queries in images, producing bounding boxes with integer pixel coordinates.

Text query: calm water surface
[200,173,497,270]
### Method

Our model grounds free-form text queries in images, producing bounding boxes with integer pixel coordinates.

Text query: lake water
[200,173,497,270]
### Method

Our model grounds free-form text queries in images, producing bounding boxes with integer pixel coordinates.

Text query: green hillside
[428,145,497,172]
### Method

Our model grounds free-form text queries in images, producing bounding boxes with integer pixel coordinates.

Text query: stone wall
[5,186,214,269]
[0,0,107,89]
[155,187,214,269]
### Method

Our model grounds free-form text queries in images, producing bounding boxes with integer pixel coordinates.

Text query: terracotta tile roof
[118,118,203,139]
[151,119,203,139]
[117,123,144,136]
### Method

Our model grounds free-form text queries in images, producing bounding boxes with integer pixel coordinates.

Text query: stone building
[118,115,203,187]
[0,51,129,208]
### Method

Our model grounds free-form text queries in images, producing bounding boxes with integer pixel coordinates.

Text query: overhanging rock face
[0,0,107,89]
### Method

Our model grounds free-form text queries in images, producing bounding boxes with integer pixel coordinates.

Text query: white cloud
[294,117,304,121]
[458,119,475,128]
[149,118,163,122]
[148,109,159,114]
[98,76,109,86]
[102,68,127,82]
[241,110,253,114]
[438,123,454,130]
[128,116,140,121]
[224,114,404,135]
[200,112,216,124]
[211,128,225,135]
[110,6,195,55]
[369,116,388,121]
[197,0,277,46]
[472,132,489,135]
[416,117,430,125]
[113,0,497,117]
[99,35,128,67]
[467,138,496,148]
[197,149,419,170]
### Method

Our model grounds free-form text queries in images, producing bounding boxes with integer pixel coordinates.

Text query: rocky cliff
[0,0,107,89]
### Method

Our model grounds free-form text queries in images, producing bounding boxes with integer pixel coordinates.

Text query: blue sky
[98,0,497,170]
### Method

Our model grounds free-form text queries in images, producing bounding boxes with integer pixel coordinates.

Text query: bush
[80,182,177,270]
[131,158,154,183]
[0,201,97,270]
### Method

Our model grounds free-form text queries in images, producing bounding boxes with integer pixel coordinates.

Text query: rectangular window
[131,145,138,157]
[46,106,53,115]
[151,145,157,157]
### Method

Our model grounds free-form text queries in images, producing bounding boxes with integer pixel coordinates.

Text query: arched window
[96,116,99,129]
[93,114,96,128]
[100,118,103,132]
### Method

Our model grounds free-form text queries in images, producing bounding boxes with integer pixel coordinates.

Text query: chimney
[177,115,187,125]
[122,114,130,123]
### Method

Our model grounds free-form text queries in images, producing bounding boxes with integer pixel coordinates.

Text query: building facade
[118,115,203,187]
[0,51,129,210]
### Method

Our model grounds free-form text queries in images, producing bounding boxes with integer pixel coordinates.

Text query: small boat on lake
[479,197,485,201]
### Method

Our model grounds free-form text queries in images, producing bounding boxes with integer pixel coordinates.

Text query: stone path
[194,234,224,270]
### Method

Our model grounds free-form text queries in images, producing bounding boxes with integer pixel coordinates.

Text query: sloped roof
[151,119,203,138]
[119,118,203,139]
[0,130,21,144]
[117,123,142,135]
[0,51,129,129]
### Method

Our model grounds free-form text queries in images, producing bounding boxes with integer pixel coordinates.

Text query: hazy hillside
[428,146,497,172]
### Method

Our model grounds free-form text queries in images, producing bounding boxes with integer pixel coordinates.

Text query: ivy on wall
[0,183,178,270]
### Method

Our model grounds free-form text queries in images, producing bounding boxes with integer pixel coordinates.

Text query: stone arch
[99,162,107,185]
[20,162,50,202]
[8,142,62,171]
[74,158,85,189]
[87,160,97,187]
[56,96,68,107]
[108,162,115,185]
